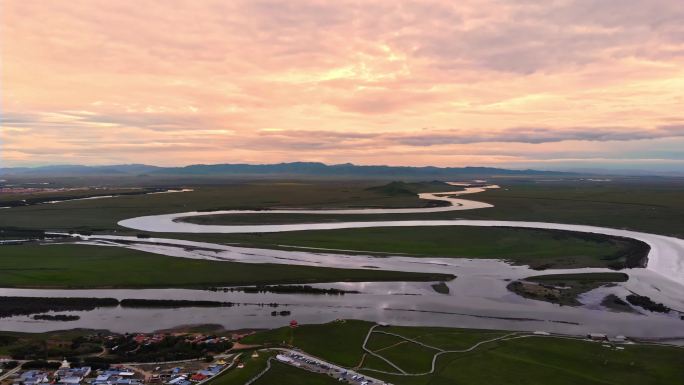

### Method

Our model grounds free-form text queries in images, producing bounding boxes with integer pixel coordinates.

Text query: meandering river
[117,183,684,286]
[3,183,684,338]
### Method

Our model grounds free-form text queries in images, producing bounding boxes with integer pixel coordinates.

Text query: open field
[0,329,98,356]
[526,272,629,282]
[454,179,684,238]
[0,244,450,288]
[0,182,433,232]
[0,187,145,204]
[208,352,274,385]
[241,320,684,385]
[178,226,648,270]
[371,326,508,351]
[242,320,370,368]
[2,178,684,239]
[508,272,629,306]
[170,179,684,238]
[368,336,684,385]
[251,361,340,385]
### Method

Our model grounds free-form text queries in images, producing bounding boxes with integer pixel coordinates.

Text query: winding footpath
[361,324,524,376]
[359,325,660,377]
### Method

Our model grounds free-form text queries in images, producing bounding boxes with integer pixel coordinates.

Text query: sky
[2,0,684,171]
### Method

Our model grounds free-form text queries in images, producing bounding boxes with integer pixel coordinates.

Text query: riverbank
[0,244,451,289]
[170,226,649,270]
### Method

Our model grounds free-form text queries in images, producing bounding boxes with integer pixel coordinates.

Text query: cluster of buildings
[183,335,230,346]
[131,334,165,346]
[14,362,94,385]
[164,363,225,385]
[55,366,92,385]
[587,333,628,342]
[16,370,49,385]
[121,333,230,348]
[9,359,227,385]
[91,368,140,385]
[11,361,143,385]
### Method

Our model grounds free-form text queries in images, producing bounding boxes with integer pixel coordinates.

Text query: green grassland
[376,326,507,351]
[0,178,679,285]
[527,272,629,283]
[0,329,99,356]
[371,336,684,385]
[0,187,145,203]
[241,321,684,385]
[360,354,398,372]
[178,226,647,270]
[3,179,684,238]
[0,244,451,288]
[251,361,340,385]
[0,182,434,232]
[242,319,371,368]
[365,332,405,351]
[371,339,437,373]
[175,179,684,238]
[209,352,274,385]
[451,180,684,238]
[508,272,630,306]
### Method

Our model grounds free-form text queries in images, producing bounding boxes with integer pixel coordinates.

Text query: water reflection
[1,280,682,337]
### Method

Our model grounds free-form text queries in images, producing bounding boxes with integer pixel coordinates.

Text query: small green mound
[527,272,628,283]
[366,181,451,196]
[509,272,629,306]
[431,282,450,294]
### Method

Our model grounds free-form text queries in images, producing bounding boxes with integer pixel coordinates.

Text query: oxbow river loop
[3,183,684,337]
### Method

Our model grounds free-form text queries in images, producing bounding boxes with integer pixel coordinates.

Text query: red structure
[289,319,298,328]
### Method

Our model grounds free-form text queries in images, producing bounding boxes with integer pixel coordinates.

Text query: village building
[587,333,608,341]
[93,369,141,385]
[55,366,92,385]
[15,371,49,385]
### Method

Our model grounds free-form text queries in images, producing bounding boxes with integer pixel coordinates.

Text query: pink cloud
[2,0,684,168]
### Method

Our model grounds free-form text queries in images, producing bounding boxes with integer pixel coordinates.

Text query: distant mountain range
[0,162,574,178]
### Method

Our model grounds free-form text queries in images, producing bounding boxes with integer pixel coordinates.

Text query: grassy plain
[0,182,433,232]
[0,188,144,203]
[241,320,684,385]
[0,178,679,285]
[371,336,684,385]
[508,272,629,306]
[527,272,629,283]
[2,178,684,238]
[208,352,274,385]
[179,226,647,270]
[376,326,507,350]
[173,179,684,237]
[454,179,684,238]
[0,329,97,356]
[0,244,450,288]
[241,320,370,367]
[251,361,340,385]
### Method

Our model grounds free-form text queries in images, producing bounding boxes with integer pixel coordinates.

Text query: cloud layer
[2,0,684,169]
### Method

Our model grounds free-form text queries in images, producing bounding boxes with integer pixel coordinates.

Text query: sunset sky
[2,0,684,171]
